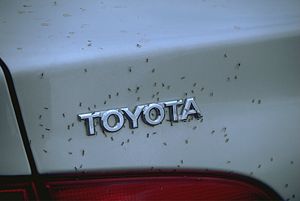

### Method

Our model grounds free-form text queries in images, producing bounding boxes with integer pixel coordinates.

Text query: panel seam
[0,57,38,176]
[0,58,52,198]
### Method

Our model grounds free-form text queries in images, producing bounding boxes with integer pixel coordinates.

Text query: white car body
[1,0,300,200]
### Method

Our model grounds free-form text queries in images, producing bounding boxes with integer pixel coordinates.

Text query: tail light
[0,181,37,201]
[0,172,281,200]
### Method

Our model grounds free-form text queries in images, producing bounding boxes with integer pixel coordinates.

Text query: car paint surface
[0,68,31,175]
[0,0,300,200]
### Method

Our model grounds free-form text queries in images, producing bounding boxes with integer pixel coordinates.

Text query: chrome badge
[78,97,202,136]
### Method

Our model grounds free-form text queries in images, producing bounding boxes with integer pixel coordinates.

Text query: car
[1,0,300,200]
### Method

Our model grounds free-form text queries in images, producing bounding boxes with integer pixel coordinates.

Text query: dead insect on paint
[135,86,140,93]
[22,4,32,7]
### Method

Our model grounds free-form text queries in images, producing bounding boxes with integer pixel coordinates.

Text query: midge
[78,97,202,136]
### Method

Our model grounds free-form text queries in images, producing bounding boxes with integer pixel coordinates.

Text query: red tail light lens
[45,176,279,201]
[0,189,28,201]
[0,182,37,201]
[0,172,281,200]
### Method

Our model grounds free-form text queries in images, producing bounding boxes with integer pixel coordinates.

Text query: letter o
[101,110,124,132]
[142,103,165,126]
